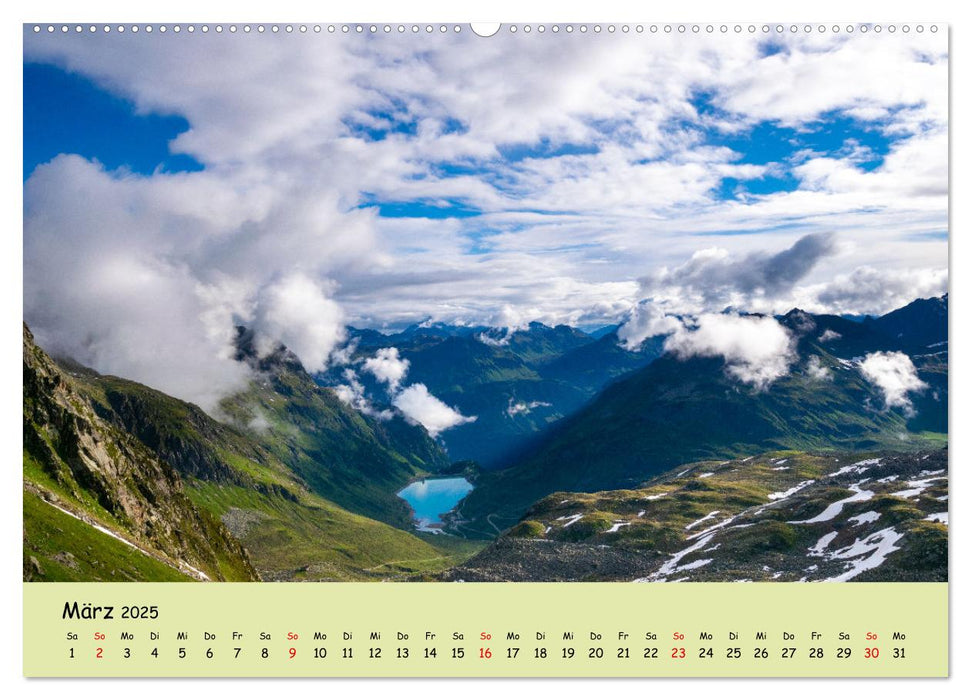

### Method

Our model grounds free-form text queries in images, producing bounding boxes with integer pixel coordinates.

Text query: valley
[23,295,948,583]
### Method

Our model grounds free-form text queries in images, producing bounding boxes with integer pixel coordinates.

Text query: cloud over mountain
[252,273,346,374]
[393,384,477,437]
[859,351,928,415]
[664,314,796,390]
[362,347,410,392]
[617,301,684,351]
[23,156,369,412]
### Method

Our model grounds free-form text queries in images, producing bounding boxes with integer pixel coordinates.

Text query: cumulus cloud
[859,351,928,415]
[617,301,684,350]
[476,331,512,347]
[392,384,477,437]
[333,354,476,435]
[329,338,360,367]
[22,151,371,413]
[818,329,842,343]
[252,274,346,373]
[806,355,832,381]
[506,399,553,417]
[362,347,410,392]
[333,369,393,421]
[664,314,796,390]
[812,266,948,316]
[641,232,837,311]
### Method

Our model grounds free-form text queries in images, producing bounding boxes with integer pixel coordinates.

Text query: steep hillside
[25,325,482,581]
[23,324,257,582]
[867,294,948,350]
[222,327,450,528]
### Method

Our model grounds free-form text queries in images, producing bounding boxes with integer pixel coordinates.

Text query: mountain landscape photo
[23,27,947,583]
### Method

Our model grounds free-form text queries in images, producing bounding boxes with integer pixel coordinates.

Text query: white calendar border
[2,0,964,698]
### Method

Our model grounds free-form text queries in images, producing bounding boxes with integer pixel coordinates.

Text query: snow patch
[848,511,881,526]
[768,480,815,501]
[635,533,716,582]
[789,482,874,524]
[808,532,838,556]
[822,527,905,582]
[827,458,881,477]
[676,558,711,572]
[40,498,209,581]
[891,476,947,500]
[688,515,737,541]
[685,511,720,530]
[555,513,584,528]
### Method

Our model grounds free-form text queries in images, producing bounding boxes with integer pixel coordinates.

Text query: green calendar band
[23,582,947,677]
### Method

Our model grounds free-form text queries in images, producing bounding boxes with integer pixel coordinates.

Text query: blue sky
[24,62,203,180]
[24,48,917,223]
[22,28,949,408]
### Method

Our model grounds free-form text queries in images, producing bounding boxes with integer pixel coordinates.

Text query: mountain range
[449,297,948,538]
[322,321,664,468]
[23,294,947,582]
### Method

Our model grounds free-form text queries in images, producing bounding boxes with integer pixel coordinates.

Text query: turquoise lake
[397,477,474,532]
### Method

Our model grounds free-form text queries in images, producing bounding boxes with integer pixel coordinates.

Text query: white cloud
[247,411,272,433]
[806,356,832,382]
[332,369,393,421]
[627,236,946,319]
[617,302,684,350]
[506,399,553,417]
[639,233,838,313]
[22,29,948,377]
[810,266,948,316]
[476,332,510,347]
[362,347,410,392]
[329,338,360,367]
[859,351,928,415]
[392,384,477,437]
[664,314,796,390]
[252,273,346,373]
[818,329,842,343]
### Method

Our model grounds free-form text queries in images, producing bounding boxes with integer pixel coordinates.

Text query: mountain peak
[232,326,305,375]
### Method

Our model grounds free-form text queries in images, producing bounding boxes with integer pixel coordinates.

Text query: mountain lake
[397,477,474,533]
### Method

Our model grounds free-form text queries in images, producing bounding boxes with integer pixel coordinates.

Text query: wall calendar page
[18,11,952,688]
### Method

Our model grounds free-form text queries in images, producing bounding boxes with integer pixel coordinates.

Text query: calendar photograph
[23,23,948,591]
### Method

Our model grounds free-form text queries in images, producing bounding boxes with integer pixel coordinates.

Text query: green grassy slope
[26,324,480,582]
[24,490,193,582]
[222,328,450,528]
[24,325,258,582]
